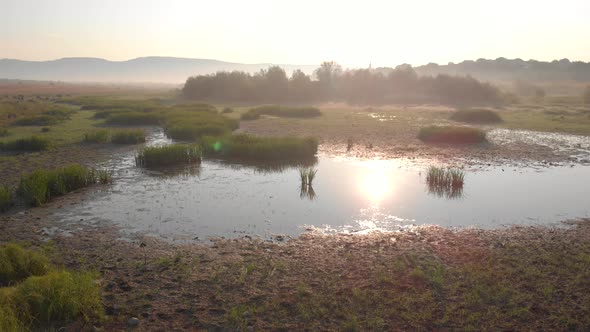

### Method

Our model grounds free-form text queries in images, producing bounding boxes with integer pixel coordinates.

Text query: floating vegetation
[0,136,52,151]
[426,166,465,199]
[202,134,318,161]
[135,144,201,167]
[299,167,318,200]
[418,125,486,144]
[450,109,503,124]
[241,105,321,120]
[18,164,112,206]
[0,186,13,212]
[111,129,146,144]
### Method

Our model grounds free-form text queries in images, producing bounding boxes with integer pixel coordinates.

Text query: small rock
[127,317,140,327]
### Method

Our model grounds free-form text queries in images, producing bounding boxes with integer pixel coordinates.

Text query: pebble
[127,317,140,327]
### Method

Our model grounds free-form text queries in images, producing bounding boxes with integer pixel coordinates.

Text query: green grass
[18,164,111,206]
[299,167,317,186]
[426,166,465,199]
[0,111,107,147]
[84,129,110,143]
[136,144,201,167]
[202,134,319,161]
[0,243,102,329]
[105,111,162,126]
[12,270,103,326]
[0,186,13,212]
[450,109,503,124]
[0,243,50,286]
[111,129,146,144]
[418,126,486,144]
[241,105,321,120]
[0,136,52,151]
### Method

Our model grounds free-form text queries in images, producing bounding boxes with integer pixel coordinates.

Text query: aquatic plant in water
[135,144,201,167]
[426,166,465,199]
[299,167,318,200]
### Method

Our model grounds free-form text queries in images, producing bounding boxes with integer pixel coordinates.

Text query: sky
[2,0,590,67]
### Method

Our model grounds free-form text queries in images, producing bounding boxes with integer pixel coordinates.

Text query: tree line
[182,62,505,106]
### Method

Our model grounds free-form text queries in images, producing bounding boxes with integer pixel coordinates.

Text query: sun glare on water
[358,160,394,203]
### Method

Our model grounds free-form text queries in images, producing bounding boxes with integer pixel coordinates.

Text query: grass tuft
[136,144,201,167]
[0,136,52,151]
[18,164,111,206]
[0,186,13,212]
[84,129,110,143]
[111,129,146,144]
[450,109,503,124]
[241,105,321,120]
[418,125,486,144]
[426,166,465,199]
[0,243,50,286]
[202,134,318,161]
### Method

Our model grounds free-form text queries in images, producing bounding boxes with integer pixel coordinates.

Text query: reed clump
[0,186,13,212]
[202,134,318,161]
[111,129,146,144]
[418,125,486,144]
[84,129,110,143]
[426,166,465,199]
[135,144,201,167]
[0,136,52,151]
[450,109,503,124]
[241,105,321,120]
[18,164,111,206]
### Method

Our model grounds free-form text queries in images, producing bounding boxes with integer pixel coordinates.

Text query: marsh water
[53,129,590,242]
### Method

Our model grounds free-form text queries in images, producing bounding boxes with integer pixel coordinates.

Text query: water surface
[54,130,590,241]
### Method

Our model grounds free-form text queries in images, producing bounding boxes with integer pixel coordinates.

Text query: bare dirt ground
[2,198,590,330]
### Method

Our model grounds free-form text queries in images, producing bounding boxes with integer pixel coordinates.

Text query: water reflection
[300,184,317,200]
[218,157,318,174]
[142,164,201,179]
[358,160,394,203]
[426,182,464,199]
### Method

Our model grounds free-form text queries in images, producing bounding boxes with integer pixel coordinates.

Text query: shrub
[0,243,50,286]
[136,144,201,167]
[0,136,52,151]
[418,126,486,144]
[0,186,13,212]
[0,128,9,137]
[13,271,103,326]
[241,105,321,120]
[111,129,146,144]
[450,109,502,124]
[222,107,234,114]
[202,134,319,161]
[41,127,50,133]
[84,129,110,143]
[18,164,110,206]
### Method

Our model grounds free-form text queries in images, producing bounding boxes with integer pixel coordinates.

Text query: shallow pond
[54,130,590,241]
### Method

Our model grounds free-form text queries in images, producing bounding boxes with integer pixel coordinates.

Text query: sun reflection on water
[358,160,394,203]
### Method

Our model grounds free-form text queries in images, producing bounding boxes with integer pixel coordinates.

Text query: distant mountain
[0,57,317,84]
[413,58,590,82]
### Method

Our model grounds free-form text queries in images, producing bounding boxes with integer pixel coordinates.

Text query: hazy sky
[2,0,589,67]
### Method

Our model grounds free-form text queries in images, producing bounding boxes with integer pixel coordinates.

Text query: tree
[313,61,342,99]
